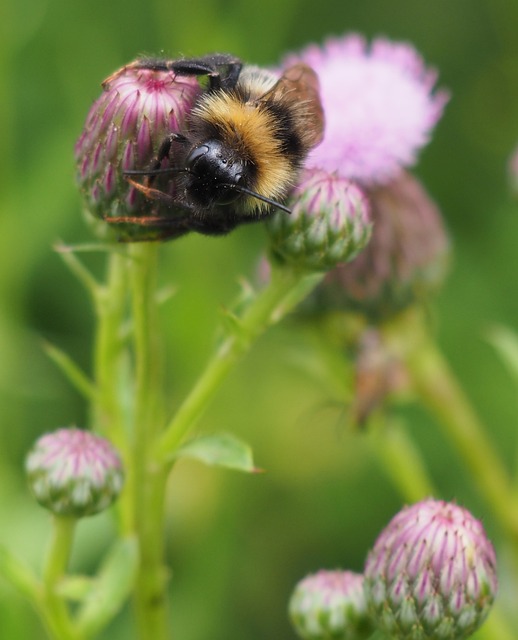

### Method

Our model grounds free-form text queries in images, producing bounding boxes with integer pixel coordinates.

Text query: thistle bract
[75,61,200,240]
[289,570,373,640]
[26,428,124,517]
[364,499,498,640]
[266,168,371,272]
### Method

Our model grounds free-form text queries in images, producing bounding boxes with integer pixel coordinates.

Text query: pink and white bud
[75,61,200,240]
[266,168,372,272]
[364,499,498,640]
[289,570,373,640]
[26,428,124,517]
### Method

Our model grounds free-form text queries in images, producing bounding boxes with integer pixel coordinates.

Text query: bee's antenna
[123,166,188,177]
[232,185,292,214]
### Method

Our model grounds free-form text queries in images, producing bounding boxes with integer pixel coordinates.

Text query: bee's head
[185,140,245,206]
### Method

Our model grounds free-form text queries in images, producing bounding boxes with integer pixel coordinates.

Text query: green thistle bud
[309,171,450,320]
[289,570,374,640]
[266,169,372,272]
[364,499,498,640]
[75,61,200,240]
[26,428,124,517]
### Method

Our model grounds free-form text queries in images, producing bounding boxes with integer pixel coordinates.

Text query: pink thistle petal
[287,34,449,186]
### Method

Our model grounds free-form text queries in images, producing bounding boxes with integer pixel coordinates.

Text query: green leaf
[76,537,138,636]
[175,433,260,473]
[55,575,95,602]
[0,545,40,601]
[42,340,97,401]
[486,325,518,386]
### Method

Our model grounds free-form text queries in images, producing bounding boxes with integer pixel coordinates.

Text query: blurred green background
[2,0,518,638]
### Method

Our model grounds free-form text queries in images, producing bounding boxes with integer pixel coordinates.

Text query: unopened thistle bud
[75,61,200,239]
[266,169,372,272]
[309,171,449,320]
[364,499,498,640]
[289,569,373,640]
[26,428,124,518]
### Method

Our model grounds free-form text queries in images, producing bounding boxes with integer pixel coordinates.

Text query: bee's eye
[186,145,210,171]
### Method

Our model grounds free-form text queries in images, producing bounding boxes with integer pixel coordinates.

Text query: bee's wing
[267,63,325,149]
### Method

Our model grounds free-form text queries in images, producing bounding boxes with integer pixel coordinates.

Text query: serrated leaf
[486,325,518,386]
[176,433,260,473]
[76,537,138,636]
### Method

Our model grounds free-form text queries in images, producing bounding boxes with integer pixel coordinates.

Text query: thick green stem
[93,251,128,445]
[93,251,133,536]
[155,267,323,462]
[41,516,80,640]
[394,314,518,541]
[128,243,169,640]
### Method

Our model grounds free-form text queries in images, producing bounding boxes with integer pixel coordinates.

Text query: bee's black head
[185,140,246,206]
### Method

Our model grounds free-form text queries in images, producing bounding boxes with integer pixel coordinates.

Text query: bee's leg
[125,178,179,204]
[103,55,242,92]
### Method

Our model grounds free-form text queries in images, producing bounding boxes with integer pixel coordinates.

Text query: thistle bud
[309,171,449,320]
[75,61,200,239]
[26,428,124,517]
[289,569,373,640]
[266,168,372,272]
[364,499,498,640]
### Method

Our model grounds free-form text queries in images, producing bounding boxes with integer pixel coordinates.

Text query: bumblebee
[105,53,324,239]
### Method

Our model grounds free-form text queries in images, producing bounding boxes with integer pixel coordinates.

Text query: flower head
[75,61,200,239]
[364,499,498,640]
[266,168,371,272]
[307,171,449,320]
[287,35,448,186]
[26,428,124,517]
[289,570,373,640]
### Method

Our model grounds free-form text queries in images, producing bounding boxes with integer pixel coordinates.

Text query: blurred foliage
[2,0,518,638]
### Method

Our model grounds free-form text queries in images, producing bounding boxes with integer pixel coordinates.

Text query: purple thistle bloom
[364,499,498,639]
[289,569,374,640]
[266,168,372,272]
[287,34,448,186]
[26,428,124,517]
[75,62,200,239]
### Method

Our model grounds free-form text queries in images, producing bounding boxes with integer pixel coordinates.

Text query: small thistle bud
[75,61,200,239]
[26,428,124,517]
[364,499,498,640]
[309,171,450,320]
[266,168,372,272]
[289,569,374,640]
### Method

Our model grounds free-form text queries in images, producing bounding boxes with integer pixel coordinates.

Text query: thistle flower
[364,499,498,640]
[266,168,371,272]
[289,570,373,640]
[75,61,200,239]
[26,428,124,517]
[307,171,449,320]
[288,34,448,186]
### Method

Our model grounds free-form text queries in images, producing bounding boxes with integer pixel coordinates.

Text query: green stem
[41,516,80,640]
[93,251,128,448]
[93,251,132,534]
[394,313,518,541]
[369,417,438,502]
[155,266,323,462]
[128,243,169,640]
